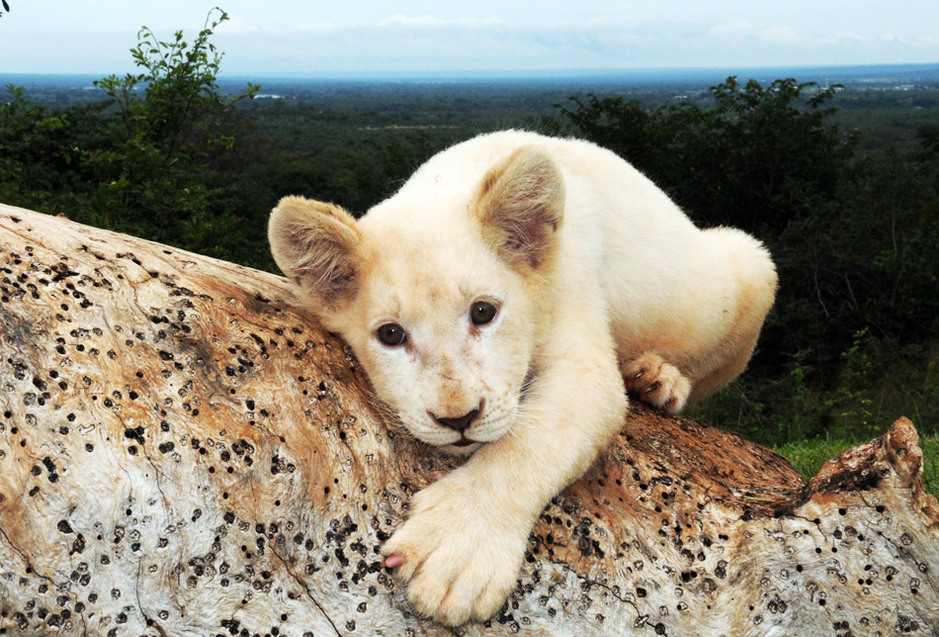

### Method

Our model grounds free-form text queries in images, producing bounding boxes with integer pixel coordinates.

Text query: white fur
[268,130,777,626]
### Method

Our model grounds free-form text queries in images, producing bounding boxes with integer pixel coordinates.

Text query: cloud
[219,17,338,35]
[707,21,800,44]
[218,17,262,34]
[819,32,870,45]
[707,20,759,38]
[757,25,799,44]
[377,15,503,29]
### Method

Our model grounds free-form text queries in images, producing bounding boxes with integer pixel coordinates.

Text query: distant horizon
[3,61,939,86]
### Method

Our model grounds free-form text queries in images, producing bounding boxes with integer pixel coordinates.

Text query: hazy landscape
[5,61,938,152]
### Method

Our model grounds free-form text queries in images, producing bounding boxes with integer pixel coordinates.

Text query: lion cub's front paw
[381,478,527,626]
[622,352,691,413]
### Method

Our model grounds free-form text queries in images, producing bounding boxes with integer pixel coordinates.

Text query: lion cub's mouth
[443,435,484,455]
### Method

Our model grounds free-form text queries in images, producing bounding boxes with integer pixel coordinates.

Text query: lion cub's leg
[687,326,762,403]
[623,228,776,412]
[686,228,777,403]
[621,352,692,413]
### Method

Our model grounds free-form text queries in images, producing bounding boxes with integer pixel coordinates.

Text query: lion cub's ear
[268,196,361,308]
[474,146,565,271]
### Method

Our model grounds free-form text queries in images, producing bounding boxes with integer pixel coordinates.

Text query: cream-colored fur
[268,130,777,626]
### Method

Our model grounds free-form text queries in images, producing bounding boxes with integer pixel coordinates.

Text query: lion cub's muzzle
[428,400,485,448]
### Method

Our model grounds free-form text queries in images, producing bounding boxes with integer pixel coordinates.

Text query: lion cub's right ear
[268,196,361,308]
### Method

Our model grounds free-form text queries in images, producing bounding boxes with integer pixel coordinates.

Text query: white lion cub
[268,130,776,626]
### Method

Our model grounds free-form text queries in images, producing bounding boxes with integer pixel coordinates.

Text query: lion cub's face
[331,228,538,453]
[269,146,564,454]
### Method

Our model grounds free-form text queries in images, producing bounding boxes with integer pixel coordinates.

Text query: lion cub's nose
[431,407,481,433]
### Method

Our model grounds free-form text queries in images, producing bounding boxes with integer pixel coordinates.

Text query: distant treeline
[1,13,937,448]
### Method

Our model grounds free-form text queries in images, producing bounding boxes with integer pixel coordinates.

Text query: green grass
[774,434,939,499]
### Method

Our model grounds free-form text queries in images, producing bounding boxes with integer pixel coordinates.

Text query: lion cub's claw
[623,352,691,413]
[381,480,524,626]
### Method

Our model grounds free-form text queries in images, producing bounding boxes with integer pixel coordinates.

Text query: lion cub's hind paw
[622,352,691,413]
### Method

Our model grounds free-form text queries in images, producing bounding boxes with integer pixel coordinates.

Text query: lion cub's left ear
[474,146,565,271]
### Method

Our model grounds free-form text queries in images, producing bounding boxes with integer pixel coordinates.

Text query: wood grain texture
[1,203,936,636]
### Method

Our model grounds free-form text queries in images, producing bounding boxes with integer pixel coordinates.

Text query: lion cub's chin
[413,423,506,456]
[440,440,484,456]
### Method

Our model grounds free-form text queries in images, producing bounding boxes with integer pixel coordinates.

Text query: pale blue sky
[2,0,938,75]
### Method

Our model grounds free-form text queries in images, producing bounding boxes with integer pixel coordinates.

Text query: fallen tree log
[0,202,936,637]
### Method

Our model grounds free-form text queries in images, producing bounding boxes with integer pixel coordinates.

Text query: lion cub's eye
[470,301,498,326]
[376,323,407,347]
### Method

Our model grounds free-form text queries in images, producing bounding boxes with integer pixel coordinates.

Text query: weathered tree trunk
[0,202,936,637]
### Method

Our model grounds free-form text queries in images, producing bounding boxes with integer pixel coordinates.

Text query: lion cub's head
[269,146,564,454]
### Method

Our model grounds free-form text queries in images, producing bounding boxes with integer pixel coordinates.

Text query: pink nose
[431,407,480,433]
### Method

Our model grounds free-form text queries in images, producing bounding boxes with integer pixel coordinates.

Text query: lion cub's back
[394,130,692,233]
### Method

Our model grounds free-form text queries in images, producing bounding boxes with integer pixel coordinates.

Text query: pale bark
[1,203,936,636]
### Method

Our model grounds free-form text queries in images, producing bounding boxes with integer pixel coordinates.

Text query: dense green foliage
[88,9,259,251]
[1,13,937,476]
[1,9,264,266]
